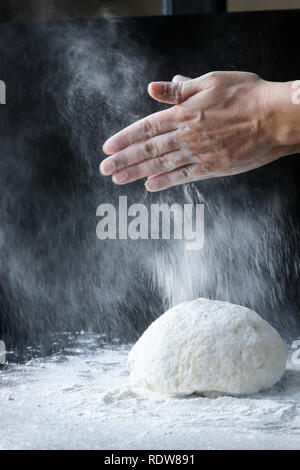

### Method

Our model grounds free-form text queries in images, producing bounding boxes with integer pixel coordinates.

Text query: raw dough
[127,298,287,396]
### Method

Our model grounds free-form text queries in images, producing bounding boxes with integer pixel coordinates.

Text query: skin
[100,71,300,191]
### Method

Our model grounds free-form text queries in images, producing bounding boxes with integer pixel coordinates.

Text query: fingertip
[147,81,163,99]
[112,174,118,184]
[102,142,111,155]
[100,159,116,176]
[148,81,167,97]
[145,178,159,192]
[147,82,154,95]
[102,139,120,155]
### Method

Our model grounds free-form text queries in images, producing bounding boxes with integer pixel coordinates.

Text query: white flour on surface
[128,298,286,396]
[0,333,299,450]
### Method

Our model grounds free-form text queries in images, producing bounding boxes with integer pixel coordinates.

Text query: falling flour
[127,298,287,396]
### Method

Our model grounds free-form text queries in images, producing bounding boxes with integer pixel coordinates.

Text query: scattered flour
[0,333,299,450]
[99,386,142,403]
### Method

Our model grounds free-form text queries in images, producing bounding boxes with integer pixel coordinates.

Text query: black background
[1,10,300,354]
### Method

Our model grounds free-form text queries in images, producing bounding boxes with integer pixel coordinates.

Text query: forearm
[266,80,300,153]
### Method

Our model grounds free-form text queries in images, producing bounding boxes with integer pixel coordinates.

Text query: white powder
[1,335,299,449]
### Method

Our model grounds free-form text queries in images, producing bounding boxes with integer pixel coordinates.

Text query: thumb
[148,78,199,104]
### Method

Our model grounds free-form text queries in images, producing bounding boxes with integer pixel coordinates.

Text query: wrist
[264,80,300,148]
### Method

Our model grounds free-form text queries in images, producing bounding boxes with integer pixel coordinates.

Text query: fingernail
[146,179,159,191]
[113,170,128,184]
[100,160,116,175]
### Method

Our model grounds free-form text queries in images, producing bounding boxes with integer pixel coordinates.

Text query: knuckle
[159,155,176,171]
[131,167,140,179]
[168,133,179,148]
[113,154,126,170]
[194,165,205,177]
[206,71,219,79]
[144,140,158,158]
[180,166,192,179]
[169,82,183,102]
[175,82,183,101]
[141,118,153,138]
[202,71,222,87]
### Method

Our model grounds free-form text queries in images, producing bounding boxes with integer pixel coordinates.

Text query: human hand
[100,71,300,191]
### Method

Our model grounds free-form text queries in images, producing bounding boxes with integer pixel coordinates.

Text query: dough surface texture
[127,298,286,396]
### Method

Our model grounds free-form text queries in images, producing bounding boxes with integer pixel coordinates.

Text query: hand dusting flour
[128,298,287,396]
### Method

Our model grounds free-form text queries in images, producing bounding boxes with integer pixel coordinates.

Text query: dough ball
[127,298,286,396]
